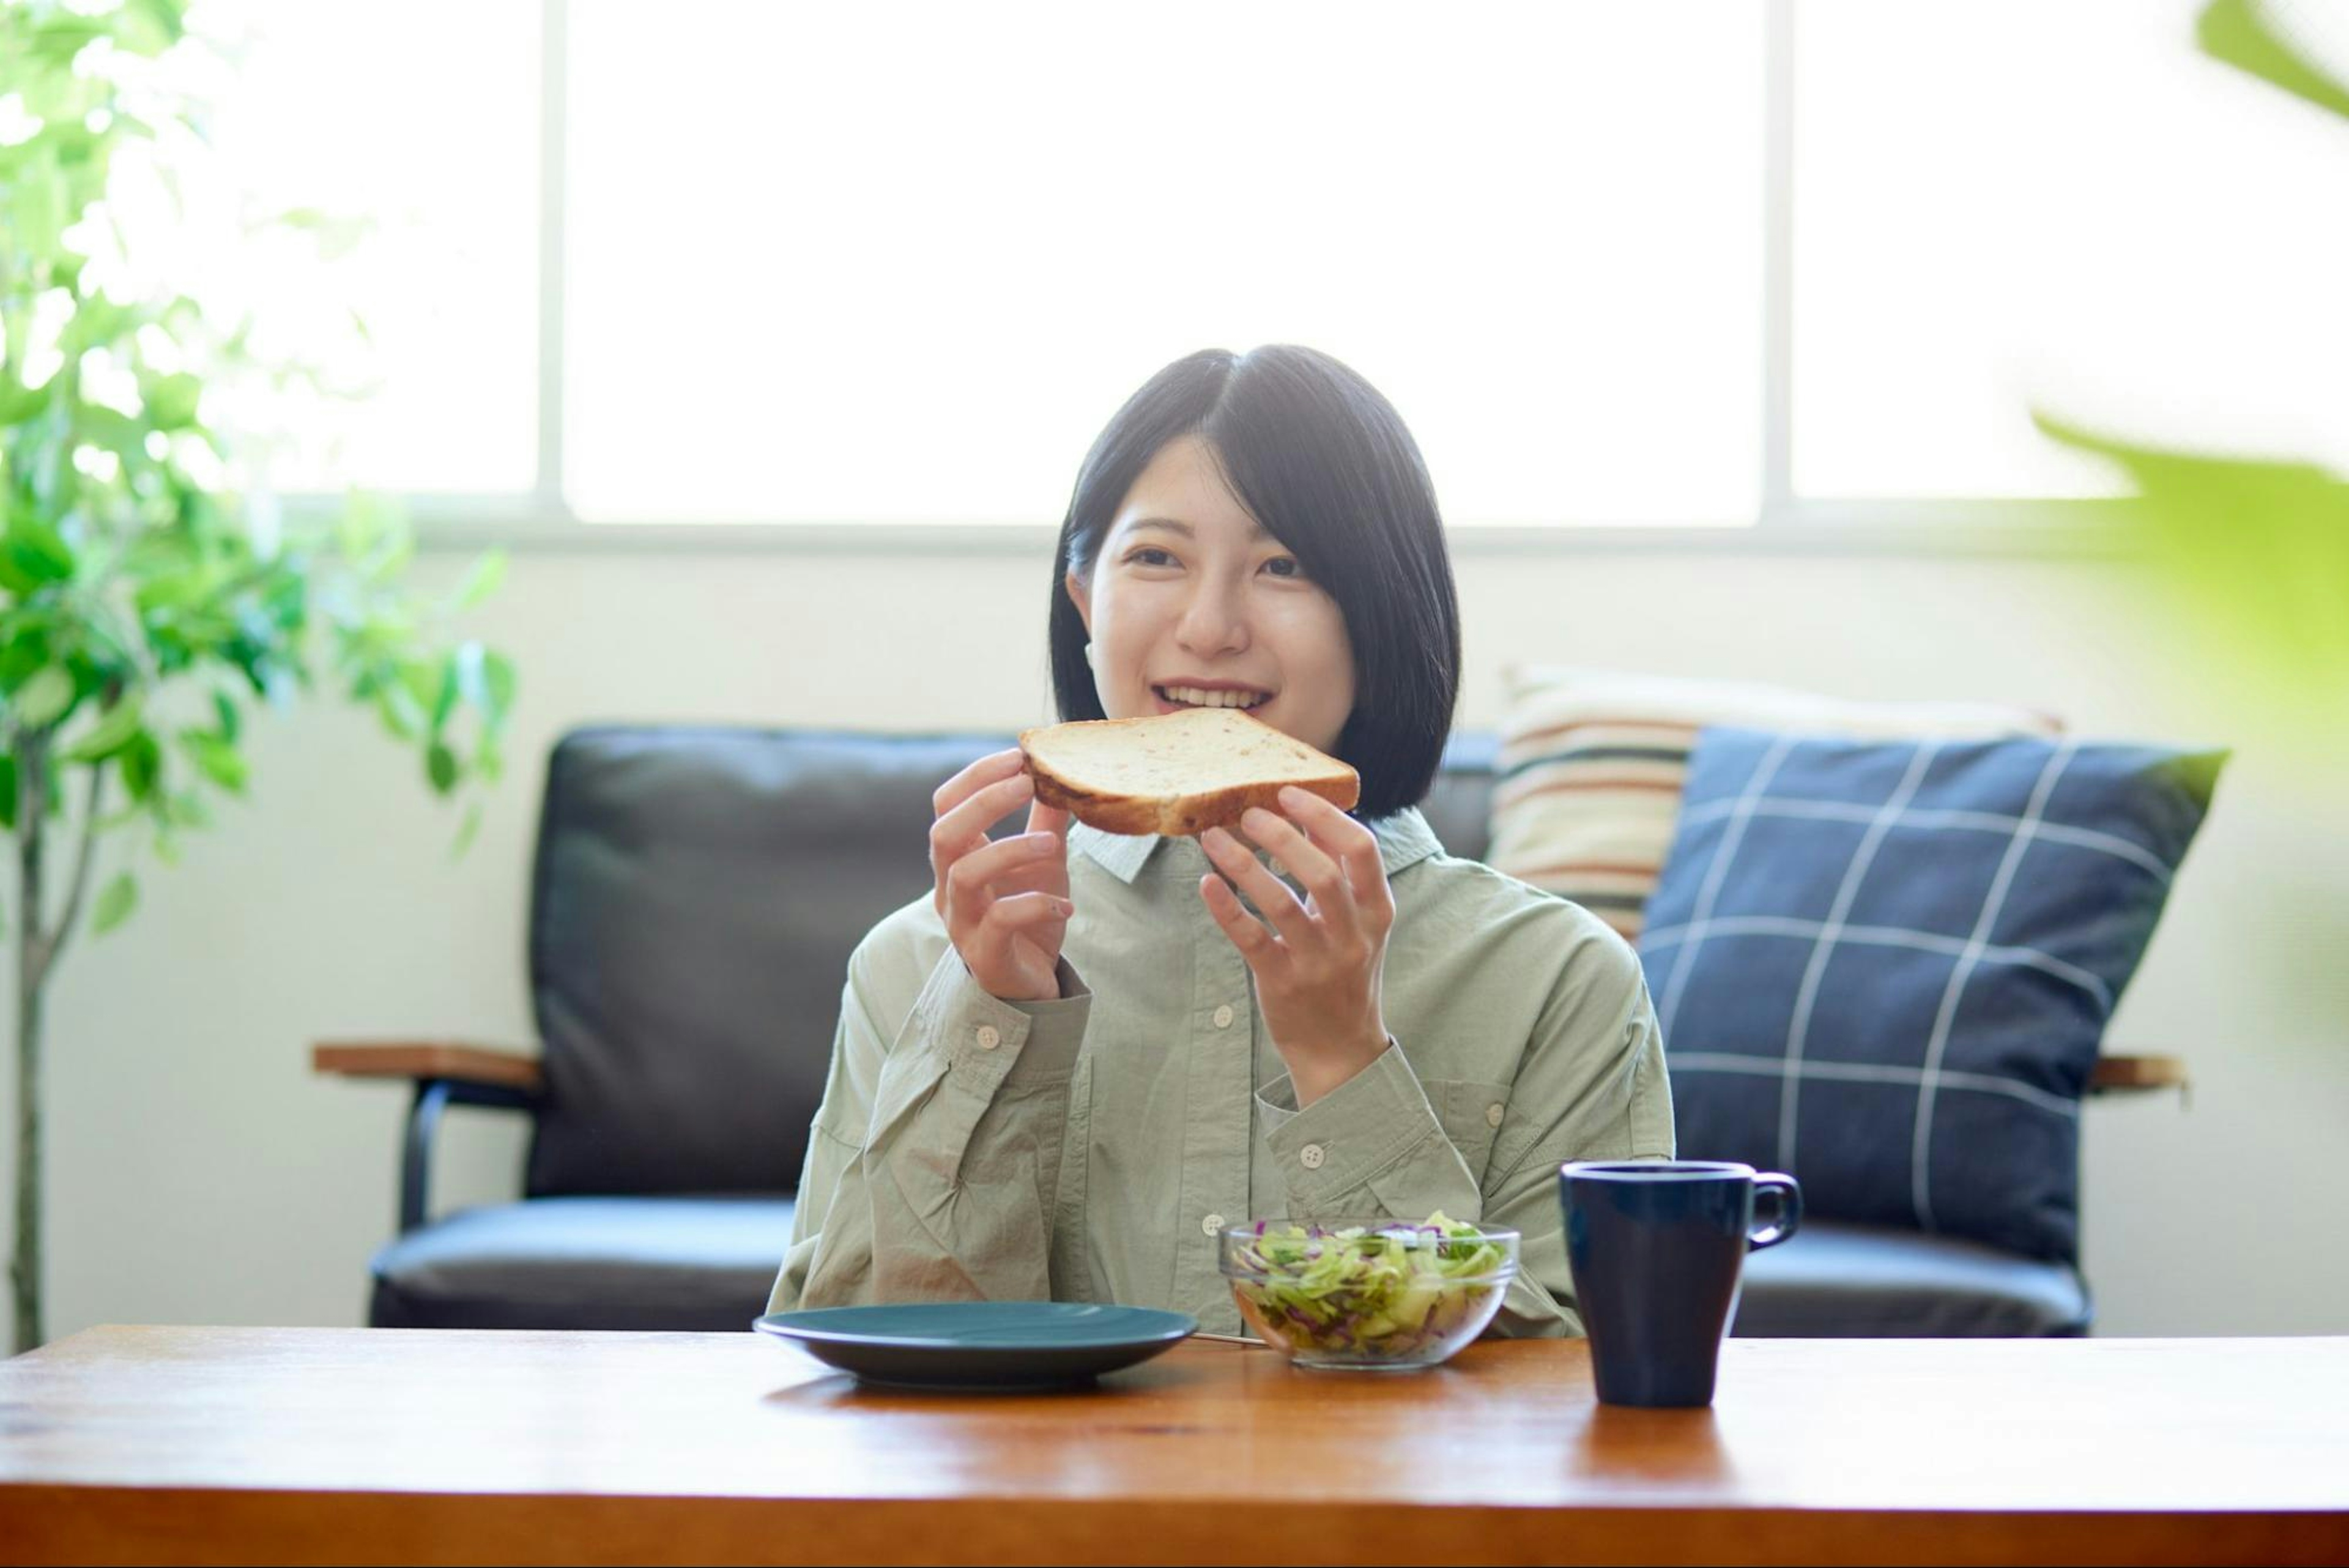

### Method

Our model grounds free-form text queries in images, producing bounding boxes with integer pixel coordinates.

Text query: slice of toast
[1019,707,1361,837]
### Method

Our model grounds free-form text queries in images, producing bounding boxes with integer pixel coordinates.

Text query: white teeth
[1160,685,1267,709]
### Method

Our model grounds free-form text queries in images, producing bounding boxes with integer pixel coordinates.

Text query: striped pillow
[1489,667,2063,939]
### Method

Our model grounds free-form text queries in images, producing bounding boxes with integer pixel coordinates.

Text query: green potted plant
[1,0,514,1352]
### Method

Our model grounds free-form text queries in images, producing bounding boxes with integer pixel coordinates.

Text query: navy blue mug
[1559,1161,1802,1408]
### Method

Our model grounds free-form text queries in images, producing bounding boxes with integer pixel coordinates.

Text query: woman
[768,346,1671,1336]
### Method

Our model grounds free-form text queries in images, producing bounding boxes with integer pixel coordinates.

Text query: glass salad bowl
[1218,1216,1520,1371]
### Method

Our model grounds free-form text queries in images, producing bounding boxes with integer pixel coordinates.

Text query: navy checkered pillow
[1637,727,2222,1261]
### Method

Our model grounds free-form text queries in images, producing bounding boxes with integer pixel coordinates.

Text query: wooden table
[2,1327,2345,1566]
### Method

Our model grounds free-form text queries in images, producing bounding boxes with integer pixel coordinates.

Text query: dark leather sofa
[319,725,2117,1337]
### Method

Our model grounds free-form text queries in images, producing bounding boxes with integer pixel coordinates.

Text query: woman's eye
[1263,555,1304,579]
[1126,546,1177,568]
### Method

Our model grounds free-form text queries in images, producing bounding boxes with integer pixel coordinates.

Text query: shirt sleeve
[1250,918,1674,1339]
[766,935,1090,1312]
[1480,935,1675,1337]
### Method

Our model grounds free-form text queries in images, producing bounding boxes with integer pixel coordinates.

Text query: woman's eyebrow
[1127,516,1273,541]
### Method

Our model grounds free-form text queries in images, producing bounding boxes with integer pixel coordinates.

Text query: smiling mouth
[1152,684,1272,711]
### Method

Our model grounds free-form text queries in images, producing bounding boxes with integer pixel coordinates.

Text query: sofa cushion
[369,1195,796,1331]
[1641,727,2222,1261]
[1735,1219,2089,1337]
[1488,667,2061,940]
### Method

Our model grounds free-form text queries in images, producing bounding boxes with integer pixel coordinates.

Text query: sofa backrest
[524,725,1501,1198]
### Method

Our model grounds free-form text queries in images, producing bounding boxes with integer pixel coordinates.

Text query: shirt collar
[1069,805,1445,885]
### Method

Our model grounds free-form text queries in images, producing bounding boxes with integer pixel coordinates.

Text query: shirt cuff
[1256,1041,1447,1211]
[930,953,1091,1093]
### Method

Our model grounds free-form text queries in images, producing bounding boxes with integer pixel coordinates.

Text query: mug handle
[1748,1173,1802,1251]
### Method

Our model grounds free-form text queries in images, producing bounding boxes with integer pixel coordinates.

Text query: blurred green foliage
[2038,0,2349,731]
[1,0,516,945]
[4,0,522,1353]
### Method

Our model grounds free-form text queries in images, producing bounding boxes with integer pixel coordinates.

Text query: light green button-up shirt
[767,806,1674,1336]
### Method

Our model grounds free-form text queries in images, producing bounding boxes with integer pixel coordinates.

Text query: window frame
[307,0,2127,559]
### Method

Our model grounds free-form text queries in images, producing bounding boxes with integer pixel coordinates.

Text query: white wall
[10,540,2347,1345]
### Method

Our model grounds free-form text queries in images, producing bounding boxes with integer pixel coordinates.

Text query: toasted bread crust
[1019,713,1360,837]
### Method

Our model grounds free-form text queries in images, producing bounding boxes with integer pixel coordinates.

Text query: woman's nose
[1174,580,1250,656]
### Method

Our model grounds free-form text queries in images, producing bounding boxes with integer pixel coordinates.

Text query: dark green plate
[754,1301,1197,1390]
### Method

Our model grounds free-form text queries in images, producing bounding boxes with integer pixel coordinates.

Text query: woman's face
[1066,436,1356,757]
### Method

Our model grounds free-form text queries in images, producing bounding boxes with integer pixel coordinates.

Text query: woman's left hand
[1199,785,1395,1107]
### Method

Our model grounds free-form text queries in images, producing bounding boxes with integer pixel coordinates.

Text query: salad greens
[1223,1213,1515,1363]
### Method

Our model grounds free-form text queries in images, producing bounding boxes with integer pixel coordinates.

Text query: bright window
[562,1,1765,527]
[1793,0,2349,497]
[141,1,540,495]
[108,1,2349,528]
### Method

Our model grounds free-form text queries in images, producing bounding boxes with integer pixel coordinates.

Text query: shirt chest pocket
[1423,1079,1513,1186]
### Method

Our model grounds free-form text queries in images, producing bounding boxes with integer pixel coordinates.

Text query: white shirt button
[975,1025,1001,1052]
[1212,1004,1236,1030]
[1201,1213,1225,1236]
[1299,1143,1326,1170]
[1486,1103,1505,1128]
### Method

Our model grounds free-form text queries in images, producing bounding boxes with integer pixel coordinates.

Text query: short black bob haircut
[1048,346,1461,822]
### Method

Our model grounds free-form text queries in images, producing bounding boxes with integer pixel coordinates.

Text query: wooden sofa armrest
[313,1041,545,1234]
[312,1040,543,1093]
[2090,1053,2189,1096]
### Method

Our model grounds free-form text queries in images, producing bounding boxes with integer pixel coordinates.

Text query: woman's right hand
[930,748,1074,1003]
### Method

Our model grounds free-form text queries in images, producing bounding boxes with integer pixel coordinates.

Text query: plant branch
[31,765,105,994]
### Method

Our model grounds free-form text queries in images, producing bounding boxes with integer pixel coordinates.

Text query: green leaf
[0,381,48,426]
[212,689,240,743]
[61,697,144,763]
[13,666,76,729]
[429,653,459,737]
[141,372,202,431]
[119,732,161,802]
[450,549,507,611]
[0,755,15,830]
[91,871,138,937]
[115,0,186,56]
[14,160,69,259]
[2199,0,2349,121]
[481,650,518,725]
[376,682,423,741]
[178,729,248,793]
[0,626,51,689]
[75,404,148,464]
[6,516,79,589]
[450,800,484,860]
[162,790,211,831]
[426,741,459,795]
[2036,412,2349,726]
[27,19,109,69]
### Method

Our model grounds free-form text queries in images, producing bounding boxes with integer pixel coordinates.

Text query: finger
[1236,804,1354,927]
[947,830,1067,905]
[1199,873,1281,965]
[985,890,1074,931]
[1024,798,1073,896]
[972,892,1074,993]
[932,748,1029,819]
[944,830,1058,934]
[1200,827,1315,946]
[932,770,1036,867]
[933,770,1029,917]
[1278,785,1390,911]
